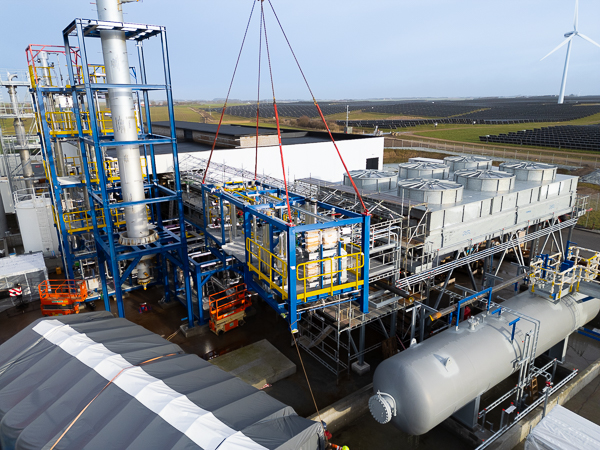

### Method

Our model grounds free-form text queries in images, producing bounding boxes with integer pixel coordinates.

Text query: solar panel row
[480,125,600,151]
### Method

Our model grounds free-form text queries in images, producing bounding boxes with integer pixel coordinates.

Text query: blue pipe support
[509,318,520,342]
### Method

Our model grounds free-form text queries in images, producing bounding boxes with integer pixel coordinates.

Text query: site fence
[384,137,600,169]
[580,193,600,230]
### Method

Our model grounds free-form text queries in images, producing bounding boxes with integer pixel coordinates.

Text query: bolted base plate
[180,321,208,338]
[351,361,371,376]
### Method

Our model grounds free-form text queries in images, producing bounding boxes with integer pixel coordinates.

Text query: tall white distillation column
[96,0,155,284]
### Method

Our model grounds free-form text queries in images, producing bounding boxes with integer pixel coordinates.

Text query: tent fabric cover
[0,312,325,450]
[525,405,600,450]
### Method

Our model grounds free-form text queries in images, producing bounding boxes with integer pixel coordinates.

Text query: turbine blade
[541,37,573,61]
[574,0,579,31]
[578,33,600,49]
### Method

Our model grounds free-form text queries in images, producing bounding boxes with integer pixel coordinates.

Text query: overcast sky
[1,0,599,101]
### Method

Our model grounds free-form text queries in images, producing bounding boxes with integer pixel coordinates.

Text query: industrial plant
[0,0,599,449]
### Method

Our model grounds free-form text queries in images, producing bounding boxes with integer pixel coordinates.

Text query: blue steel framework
[200,181,371,332]
[28,50,91,284]
[56,18,193,322]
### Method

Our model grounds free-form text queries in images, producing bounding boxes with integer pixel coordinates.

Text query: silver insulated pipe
[370,284,600,435]
[96,0,155,284]
[7,74,34,189]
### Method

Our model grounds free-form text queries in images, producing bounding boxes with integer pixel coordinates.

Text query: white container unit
[14,189,59,256]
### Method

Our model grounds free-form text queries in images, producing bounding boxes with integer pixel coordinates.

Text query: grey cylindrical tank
[499,162,557,182]
[444,155,492,172]
[397,178,463,205]
[370,288,600,435]
[454,169,515,192]
[343,170,397,191]
[398,162,449,180]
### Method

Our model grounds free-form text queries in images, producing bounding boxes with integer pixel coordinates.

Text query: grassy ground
[383,148,454,164]
[144,105,249,125]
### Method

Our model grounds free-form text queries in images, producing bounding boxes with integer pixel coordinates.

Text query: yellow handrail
[45,110,141,137]
[296,252,364,301]
[63,206,151,233]
[63,155,147,184]
[246,238,288,299]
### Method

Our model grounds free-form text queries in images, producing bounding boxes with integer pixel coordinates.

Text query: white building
[150,122,384,182]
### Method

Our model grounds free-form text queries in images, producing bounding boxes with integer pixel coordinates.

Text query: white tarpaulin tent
[525,405,600,450]
[0,253,48,312]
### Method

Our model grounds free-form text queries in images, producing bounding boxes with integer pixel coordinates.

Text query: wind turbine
[541,0,600,104]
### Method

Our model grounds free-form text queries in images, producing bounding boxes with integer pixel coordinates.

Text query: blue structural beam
[201,181,370,332]
[53,18,195,326]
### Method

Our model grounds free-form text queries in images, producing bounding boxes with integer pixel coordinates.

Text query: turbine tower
[541,0,600,104]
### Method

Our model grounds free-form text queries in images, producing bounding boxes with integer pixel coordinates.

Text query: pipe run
[428,271,531,321]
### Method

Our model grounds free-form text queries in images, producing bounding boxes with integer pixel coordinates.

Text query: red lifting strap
[266,0,369,215]
[202,1,256,184]
[262,2,294,225]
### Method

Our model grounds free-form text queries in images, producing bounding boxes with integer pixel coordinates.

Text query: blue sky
[1,0,599,100]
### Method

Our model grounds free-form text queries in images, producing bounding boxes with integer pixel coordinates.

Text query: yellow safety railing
[86,65,106,84]
[45,110,140,137]
[296,252,364,302]
[29,64,107,88]
[529,247,600,300]
[64,155,147,184]
[63,205,151,233]
[29,65,56,88]
[246,238,288,299]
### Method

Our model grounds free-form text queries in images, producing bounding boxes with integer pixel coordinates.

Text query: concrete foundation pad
[179,321,208,338]
[210,339,296,388]
[351,361,371,375]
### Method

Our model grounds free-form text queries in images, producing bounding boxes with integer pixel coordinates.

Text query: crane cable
[202,1,257,184]
[266,0,369,215]
[261,1,294,225]
[254,3,264,180]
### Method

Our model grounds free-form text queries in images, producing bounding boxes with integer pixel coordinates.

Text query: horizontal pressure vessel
[370,285,600,435]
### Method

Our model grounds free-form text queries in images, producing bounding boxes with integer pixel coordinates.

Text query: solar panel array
[480,125,600,151]
[339,103,600,128]
[363,102,480,117]
[222,101,387,118]
[216,98,600,132]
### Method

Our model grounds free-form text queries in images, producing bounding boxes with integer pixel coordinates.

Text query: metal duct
[398,162,449,180]
[343,170,397,191]
[453,169,515,192]
[397,178,463,205]
[370,285,600,435]
[499,162,557,182]
[444,155,492,172]
[96,0,157,283]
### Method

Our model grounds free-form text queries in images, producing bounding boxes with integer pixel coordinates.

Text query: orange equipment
[39,280,88,316]
[208,283,251,335]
